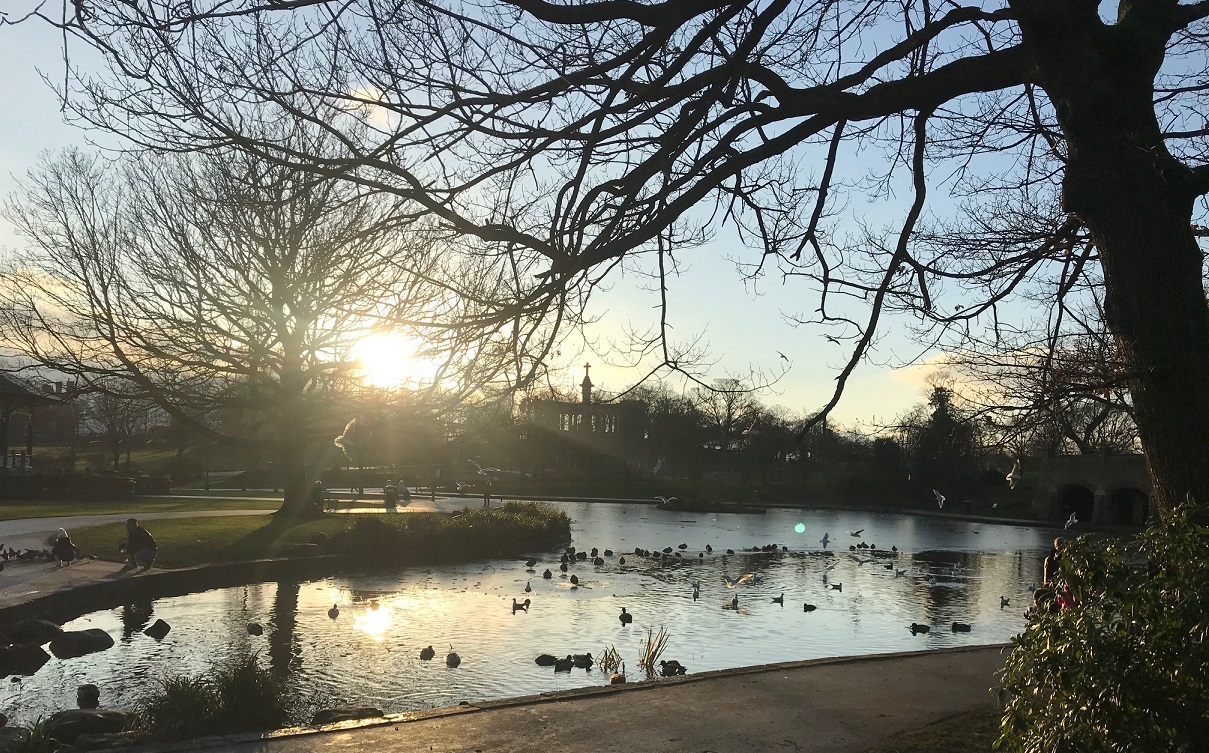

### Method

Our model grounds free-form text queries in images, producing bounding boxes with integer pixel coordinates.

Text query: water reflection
[0,504,1060,723]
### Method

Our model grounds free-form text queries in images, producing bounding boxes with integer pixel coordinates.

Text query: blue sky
[0,11,941,428]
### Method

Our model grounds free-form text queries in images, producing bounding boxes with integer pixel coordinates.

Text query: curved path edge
[135,643,1012,753]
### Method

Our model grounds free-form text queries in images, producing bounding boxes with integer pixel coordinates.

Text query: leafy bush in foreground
[138,654,287,741]
[997,500,1209,752]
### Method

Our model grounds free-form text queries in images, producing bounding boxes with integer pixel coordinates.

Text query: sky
[0,8,944,428]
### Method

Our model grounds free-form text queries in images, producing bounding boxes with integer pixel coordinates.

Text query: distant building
[521,365,647,474]
[0,375,64,472]
[1031,453,1151,526]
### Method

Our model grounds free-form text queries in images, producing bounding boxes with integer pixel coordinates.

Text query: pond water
[1,503,1060,723]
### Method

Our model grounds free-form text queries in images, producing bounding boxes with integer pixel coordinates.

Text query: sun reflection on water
[352,602,393,641]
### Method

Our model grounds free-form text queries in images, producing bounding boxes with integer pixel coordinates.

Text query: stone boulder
[0,643,51,676]
[73,732,145,751]
[49,629,115,660]
[142,620,171,640]
[45,710,133,744]
[310,707,385,726]
[6,619,63,645]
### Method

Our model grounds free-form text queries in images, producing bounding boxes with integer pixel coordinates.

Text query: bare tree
[0,140,520,516]
[79,387,154,471]
[27,0,1209,518]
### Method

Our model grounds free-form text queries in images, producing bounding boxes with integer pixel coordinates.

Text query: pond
[1,503,1059,723]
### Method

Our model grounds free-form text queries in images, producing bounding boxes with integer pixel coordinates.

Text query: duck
[420,645,435,661]
[369,600,380,611]
[663,546,674,554]
[327,604,340,619]
[553,655,574,672]
[512,598,530,613]
[560,553,569,563]
[572,653,593,669]
[559,563,568,572]
[951,622,972,632]
[691,581,701,600]
[909,623,930,635]
[659,659,687,677]
[569,574,579,585]
[590,547,599,557]
[891,545,898,552]
[1000,596,1011,608]
[619,607,633,625]
[603,549,614,557]
[576,551,588,561]
[803,603,818,612]
[524,581,532,593]
[609,663,627,684]
[247,623,264,636]
[534,653,557,666]
[726,549,735,555]
[895,569,908,577]
[543,569,553,579]
[723,595,739,610]
[593,557,605,566]
[830,583,843,591]
[678,543,688,550]
[525,558,538,568]
[445,645,461,668]
[618,557,626,565]
[705,544,713,553]
[771,593,784,605]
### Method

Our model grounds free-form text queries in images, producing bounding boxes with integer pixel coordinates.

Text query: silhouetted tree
[35,1,1209,518]
[0,141,511,517]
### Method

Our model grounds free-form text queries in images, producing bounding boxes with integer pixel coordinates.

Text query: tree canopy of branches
[28,0,1209,519]
[0,143,516,516]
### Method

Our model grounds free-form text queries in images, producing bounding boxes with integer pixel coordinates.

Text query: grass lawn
[0,495,281,521]
[69,515,352,568]
[67,502,571,569]
[861,709,1000,753]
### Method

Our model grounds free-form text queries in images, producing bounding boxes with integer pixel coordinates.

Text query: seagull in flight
[933,489,945,509]
[777,351,789,362]
[655,496,677,504]
[848,529,864,538]
[468,459,501,476]
[848,554,873,565]
[819,532,830,549]
[1064,511,1078,530]
[1006,459,1022,490]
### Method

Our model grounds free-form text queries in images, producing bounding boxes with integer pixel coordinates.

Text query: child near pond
[52,528,80,567]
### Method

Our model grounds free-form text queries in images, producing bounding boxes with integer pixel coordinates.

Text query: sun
[351,332,440,388]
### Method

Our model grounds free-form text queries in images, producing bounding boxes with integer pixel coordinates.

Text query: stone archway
[1109,487,1149,526]
[1058,483,1095,522]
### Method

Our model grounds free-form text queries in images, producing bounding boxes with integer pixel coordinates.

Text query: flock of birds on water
[307,527,1035,686]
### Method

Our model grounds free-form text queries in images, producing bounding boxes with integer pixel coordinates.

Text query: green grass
[67,501,570,569]
[0,495,281,521]
[860,709,999,753]
[68,515,345,568]
[138,654,287,741]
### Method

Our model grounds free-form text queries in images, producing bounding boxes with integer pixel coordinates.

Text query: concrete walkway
[208,646,1006,753]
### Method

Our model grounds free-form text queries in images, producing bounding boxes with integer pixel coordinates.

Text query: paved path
[209,646,1006,753]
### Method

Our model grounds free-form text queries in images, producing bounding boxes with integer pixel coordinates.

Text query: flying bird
[819,532,830,549]
[777,351,789,362]
[848,529,864,538]
[933,489,945,509]
[1000,596,1011,608]
[1006,459,1023,490]
[848,554,873,565]
[1065,511,1078,530]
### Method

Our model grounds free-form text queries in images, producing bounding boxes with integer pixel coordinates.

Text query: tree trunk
[276,440,319,519]
[1018,2,1209,519]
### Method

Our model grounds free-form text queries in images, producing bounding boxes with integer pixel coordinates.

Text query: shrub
[137,654,287,741]
[997,499,1209,752]
[4,718,57,753]
[331,502,570,561]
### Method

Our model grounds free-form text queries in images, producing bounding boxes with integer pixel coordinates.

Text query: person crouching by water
[119,518,157,573]
[52,528,80,567]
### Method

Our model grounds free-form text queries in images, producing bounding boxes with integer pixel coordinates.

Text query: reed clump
[636,626,670,678]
